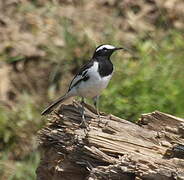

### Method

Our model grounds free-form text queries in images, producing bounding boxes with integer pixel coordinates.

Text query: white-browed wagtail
[41,44,123,125]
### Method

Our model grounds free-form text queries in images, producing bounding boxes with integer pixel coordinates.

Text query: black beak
[114,47,132,54]
[114,47,124,51]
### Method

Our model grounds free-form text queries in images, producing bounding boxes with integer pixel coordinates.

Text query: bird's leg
[81,97,85,119]
[80,97,88,129]
[93,96,101,125]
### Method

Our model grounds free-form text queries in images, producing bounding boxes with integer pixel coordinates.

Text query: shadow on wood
[37,101,184,180]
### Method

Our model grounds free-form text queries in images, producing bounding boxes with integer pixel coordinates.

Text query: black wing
[68,59,94,91]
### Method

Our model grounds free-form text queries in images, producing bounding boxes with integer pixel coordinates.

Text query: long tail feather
[41,93,71,115]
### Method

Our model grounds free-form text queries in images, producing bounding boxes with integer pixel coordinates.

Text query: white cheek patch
[96,45,115,52]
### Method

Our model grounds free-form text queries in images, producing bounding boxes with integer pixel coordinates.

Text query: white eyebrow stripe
[96,45,115,52]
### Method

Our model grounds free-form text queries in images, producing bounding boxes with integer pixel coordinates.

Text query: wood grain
[37,101,184,180]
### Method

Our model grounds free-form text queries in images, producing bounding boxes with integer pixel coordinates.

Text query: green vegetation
[0,96,42,179]
[0,0,184,179]
[101,31,184,121]
[0,151,39,180]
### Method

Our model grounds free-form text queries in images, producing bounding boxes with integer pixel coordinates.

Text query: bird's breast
[98,58,113,77]
[76,62,113,98]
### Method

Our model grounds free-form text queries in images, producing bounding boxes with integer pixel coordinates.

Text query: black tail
[41,93,70,115]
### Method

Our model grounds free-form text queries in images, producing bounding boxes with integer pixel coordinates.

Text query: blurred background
[0,0,184,179]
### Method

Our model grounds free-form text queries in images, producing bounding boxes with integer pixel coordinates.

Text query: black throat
[95,56,113,77]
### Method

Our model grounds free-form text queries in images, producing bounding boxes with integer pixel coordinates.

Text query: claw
[79,97,90,130]
[93,96,101,127]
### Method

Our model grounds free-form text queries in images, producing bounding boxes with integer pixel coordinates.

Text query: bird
[41,44,123,125]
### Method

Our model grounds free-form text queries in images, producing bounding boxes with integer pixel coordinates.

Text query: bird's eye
[103,48,107,51]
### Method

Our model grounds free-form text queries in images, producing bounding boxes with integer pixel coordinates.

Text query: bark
[36,101,184,180]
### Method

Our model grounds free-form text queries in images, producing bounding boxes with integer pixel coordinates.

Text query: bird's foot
[79,115,90,131]
[97,114,101,127]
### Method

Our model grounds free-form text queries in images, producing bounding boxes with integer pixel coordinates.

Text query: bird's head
[93,44,123,58]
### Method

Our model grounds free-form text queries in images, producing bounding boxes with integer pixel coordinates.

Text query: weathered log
[36,101,184,180]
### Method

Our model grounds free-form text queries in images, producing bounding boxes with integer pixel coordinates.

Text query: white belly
[75,62,112,98]
[76,74,112,98]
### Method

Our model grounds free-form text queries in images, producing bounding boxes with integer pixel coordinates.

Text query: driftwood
[37,101,184,180]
